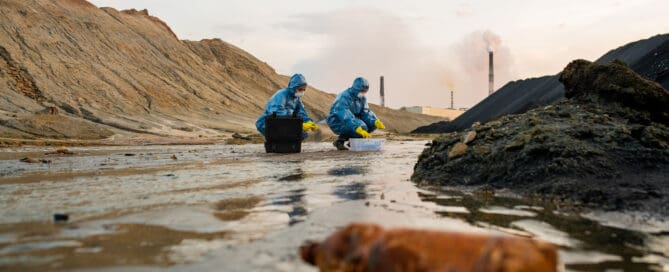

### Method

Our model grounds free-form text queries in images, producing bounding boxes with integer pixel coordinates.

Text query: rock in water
[412,60,669,214]
[19,157,39,163]
[300,223,558,272]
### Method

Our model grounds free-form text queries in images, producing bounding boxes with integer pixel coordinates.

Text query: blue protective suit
[256,74,312,137]
[327,77,379,138]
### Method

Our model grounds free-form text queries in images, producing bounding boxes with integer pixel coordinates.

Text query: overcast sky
[90,0,668,108]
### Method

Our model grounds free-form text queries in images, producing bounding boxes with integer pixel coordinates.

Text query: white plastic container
[349,138,384,151]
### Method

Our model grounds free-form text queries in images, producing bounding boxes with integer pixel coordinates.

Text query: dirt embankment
[412,60,669,215]
[0,0,440,144]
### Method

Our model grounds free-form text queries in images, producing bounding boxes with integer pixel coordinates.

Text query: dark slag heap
[412,59,669,214]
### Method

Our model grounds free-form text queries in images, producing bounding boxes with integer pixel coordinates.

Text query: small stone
[232,133,251,141]
[20,157,39,163]
[45,147,75,155]
[171,154,177,160]
[471,122,481,128]
[462,131,477,144]
[448,143,468,159]
[487,121,502,127]
[54,213,69,222]
[56,146,74,155]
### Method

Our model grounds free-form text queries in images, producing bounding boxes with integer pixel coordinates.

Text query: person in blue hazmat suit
[256,74,318,140]
[327,77,386,150]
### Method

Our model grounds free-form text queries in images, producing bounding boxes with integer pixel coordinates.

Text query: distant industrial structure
[380,76,385,107]
[488,46,494,95]
[402,106,466,120]
[450,90,454,109]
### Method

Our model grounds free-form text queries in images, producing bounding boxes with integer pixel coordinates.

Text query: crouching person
[256,73,318,141]
[327,77,385,150]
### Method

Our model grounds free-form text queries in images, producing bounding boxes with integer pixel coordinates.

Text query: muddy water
[0,141,667,271]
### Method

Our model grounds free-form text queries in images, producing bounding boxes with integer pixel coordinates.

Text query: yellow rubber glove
[355,126,371,138]
[374,119,386,129]
[302,121,318,131]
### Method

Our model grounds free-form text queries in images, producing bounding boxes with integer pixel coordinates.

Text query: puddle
[0,224,228,271]
[511,219,581,247]
[327,166,366,176]
[333,182,368,200]
[0,240,82,255]
[1,141,667,271]
[419,188,669,271]
[479,206,538,217]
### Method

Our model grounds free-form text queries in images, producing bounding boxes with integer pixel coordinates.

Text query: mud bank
[413,60,669,215]
[1,141,667,271]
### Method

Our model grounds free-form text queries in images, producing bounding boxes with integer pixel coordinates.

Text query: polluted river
[0,140,667,271]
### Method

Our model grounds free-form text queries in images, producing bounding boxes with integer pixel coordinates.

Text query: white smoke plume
[453,30,516,105]
[289,10,516,109]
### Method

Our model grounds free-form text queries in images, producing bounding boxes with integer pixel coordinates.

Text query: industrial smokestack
[380,76,385,107]
[488,47,494,95]
[450,90,454,109]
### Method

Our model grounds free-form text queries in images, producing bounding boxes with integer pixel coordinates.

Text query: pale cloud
[289,9,516,108]
[213,23,257,35]
[454,2,474,17]
[88,0,668,108]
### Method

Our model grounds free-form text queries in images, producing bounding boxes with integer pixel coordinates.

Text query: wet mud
[0,142,667,271]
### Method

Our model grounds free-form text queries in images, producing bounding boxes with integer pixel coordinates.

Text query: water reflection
[270,188,307,226]
[419,189,663,271]
[333,182,368,200]
[2,141,667,271]
[327,166,366,176]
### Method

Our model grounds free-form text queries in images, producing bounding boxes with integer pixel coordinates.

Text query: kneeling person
[327,77,385,150]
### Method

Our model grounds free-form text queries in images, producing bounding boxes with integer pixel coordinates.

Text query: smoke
[483,30,502,51]
[290,10,516,109]
[453,30,516,105]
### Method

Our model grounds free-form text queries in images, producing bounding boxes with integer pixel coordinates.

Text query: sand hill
[0,0,440,143]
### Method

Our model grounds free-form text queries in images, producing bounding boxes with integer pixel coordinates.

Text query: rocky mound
[414,33,669,134]
[412,60,669,214]
[0,0,440,142]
